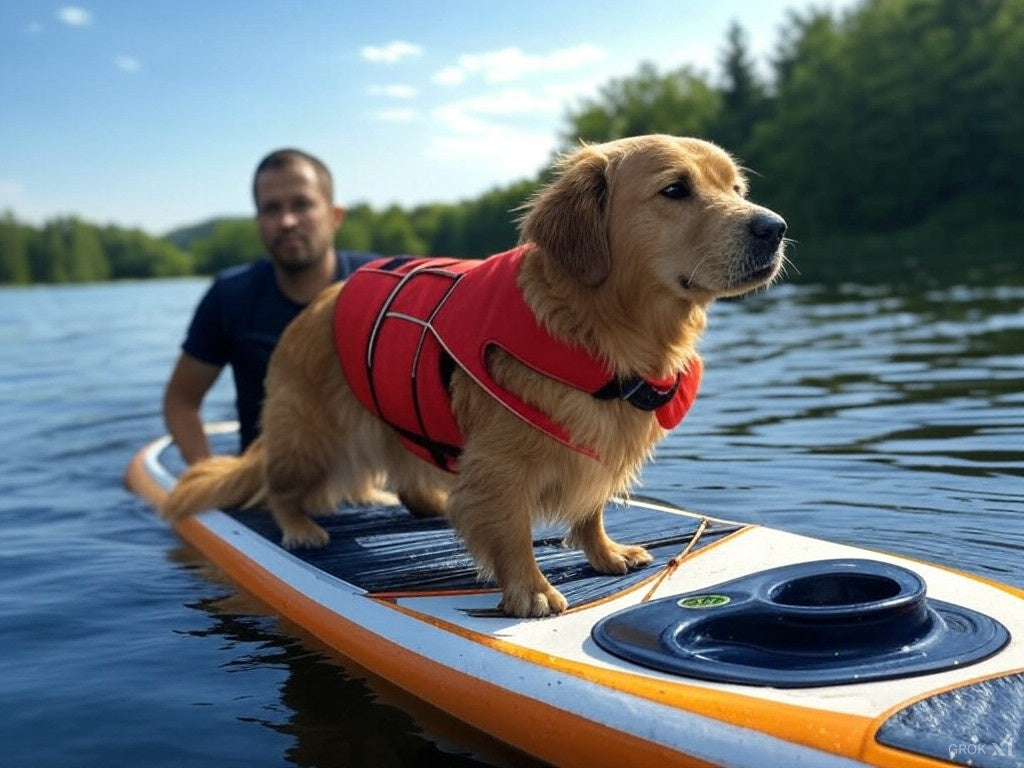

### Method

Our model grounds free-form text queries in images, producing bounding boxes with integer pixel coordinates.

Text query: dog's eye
[660,182,691,200]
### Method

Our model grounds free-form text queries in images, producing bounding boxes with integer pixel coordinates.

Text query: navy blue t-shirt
[182,251,379,451]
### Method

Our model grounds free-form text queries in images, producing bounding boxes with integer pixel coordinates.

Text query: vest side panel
[334,264,395,420]
[369,267,467,460]
[413,331,464,451]
[335,258,476,471]
[366,317,426,436]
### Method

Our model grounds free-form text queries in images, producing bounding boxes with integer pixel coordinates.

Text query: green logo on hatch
[678,594,731,609]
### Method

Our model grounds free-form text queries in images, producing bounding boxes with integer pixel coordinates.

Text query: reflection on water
[0,275,1021,767]
[169,545,545,768]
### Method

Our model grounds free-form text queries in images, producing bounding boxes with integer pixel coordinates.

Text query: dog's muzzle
[739,210,787,282]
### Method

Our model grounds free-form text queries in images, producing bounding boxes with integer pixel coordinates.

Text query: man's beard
[274,257,318,275]
[271,233,321,273]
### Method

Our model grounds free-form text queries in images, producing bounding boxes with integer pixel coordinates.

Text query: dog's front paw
[588,543,653,575]
[499,584,569,618]
[279,520,330,550]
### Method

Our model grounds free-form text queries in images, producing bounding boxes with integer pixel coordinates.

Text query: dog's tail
[160,438,266,521]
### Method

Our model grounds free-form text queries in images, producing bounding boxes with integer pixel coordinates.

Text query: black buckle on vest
[592,374,680,411]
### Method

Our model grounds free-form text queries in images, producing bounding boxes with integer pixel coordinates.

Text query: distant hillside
[163,216,247,250]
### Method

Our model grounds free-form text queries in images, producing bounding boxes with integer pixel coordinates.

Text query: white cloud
[361,41,422,64]
[371,108,418,123]
[434,44,605,86]
[426,87,563,171]
[433,67,465,87]
[114,55,141,73]
[423,69,610,179]
[367,84,417,99]
[56,6,92,26]
[431,87,572,135]
[543,77,610,103]
[433,104,487,135]
[425,126,553,174]
[25,22,43,34]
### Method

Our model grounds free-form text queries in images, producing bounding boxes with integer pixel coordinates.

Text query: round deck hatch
[592,559,1009,687]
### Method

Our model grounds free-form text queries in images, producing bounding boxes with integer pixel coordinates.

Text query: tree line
[0,213,191,283]
[0,179,537,284]
[3,0,1020,286]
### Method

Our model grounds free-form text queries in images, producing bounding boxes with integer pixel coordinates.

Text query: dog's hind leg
[257,281,396,548]
[269,500,331,549]
[262,438,336,549]
[398,486,447,518]
[377,439,450,518]
[567,506,653,574]
[259,391,361,549]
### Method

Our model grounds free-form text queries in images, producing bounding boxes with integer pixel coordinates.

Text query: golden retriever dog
[162,134,787,618]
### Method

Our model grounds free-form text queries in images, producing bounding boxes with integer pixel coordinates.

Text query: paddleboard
[125,423,1024,768]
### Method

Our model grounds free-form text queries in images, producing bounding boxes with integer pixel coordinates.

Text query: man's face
[254,161,342,272]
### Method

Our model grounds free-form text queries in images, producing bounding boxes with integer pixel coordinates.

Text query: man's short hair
[252,148,334,206]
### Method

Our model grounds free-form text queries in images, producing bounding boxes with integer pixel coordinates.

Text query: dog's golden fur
[162,134,787,618]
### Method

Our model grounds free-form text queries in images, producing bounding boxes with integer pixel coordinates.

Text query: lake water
[1,272,1022,767]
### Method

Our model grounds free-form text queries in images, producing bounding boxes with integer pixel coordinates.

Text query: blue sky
[0,0,857,235]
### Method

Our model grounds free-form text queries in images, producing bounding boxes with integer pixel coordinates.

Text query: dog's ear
[519,147,611,287]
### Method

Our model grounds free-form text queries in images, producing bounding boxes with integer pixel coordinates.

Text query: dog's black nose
[749,211,787,244]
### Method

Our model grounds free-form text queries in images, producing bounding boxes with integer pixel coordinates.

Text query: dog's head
[520,134,787,300]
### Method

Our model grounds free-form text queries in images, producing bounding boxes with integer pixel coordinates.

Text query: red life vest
[333,245,702,471]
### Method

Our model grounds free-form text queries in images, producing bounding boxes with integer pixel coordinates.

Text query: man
[163,148,378,463]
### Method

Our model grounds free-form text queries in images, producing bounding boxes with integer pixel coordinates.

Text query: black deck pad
[876,670,1024,767]
[224,500,741,608]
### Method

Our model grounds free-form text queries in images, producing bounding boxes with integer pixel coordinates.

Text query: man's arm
[163,352,223,464]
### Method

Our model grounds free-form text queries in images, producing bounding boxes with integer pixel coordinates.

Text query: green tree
[407,203,451,255]
[746,9,848,235]
[979,0,1024,192]
[750,0,1023,236]
[336,204,376,252]
[0,211,30,284]
[372,205,427,256]
[65,217,109,281]
[712,23,769,160]
[191,218,262,274]
[458,180,538,257]
[100,225,192,279]
[143,236,192,277]
[423,203,469,257]
[33,220,70,282]
[24,217,111,283]
[561,62,721,148]
[102,226,150,278]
